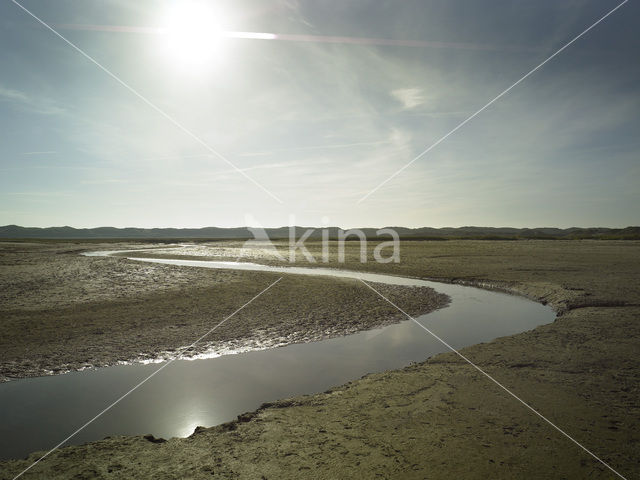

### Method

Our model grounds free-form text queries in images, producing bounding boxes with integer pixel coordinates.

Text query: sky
[0,0,638,229]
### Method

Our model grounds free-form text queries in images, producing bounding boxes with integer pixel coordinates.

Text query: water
[0,255,555,460]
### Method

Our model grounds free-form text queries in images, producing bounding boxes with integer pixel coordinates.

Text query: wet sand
[1,240,638,479]
[0,242,448,381]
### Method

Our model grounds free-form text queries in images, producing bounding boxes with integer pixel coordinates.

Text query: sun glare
[158,1,229,73]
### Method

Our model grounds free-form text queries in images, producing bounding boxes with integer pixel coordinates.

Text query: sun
[158,1,229,73]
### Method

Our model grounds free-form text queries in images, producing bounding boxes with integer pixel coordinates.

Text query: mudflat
[1,240,638,479]
[0,242,447,382]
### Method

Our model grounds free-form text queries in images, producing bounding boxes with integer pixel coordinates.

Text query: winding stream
[0,252,555,460]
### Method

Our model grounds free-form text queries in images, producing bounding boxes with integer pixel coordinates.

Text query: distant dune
[0,224,639,240]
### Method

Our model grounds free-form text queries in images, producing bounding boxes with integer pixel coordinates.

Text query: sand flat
[0,239,638,479]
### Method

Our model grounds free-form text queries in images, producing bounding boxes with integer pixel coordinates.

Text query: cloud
[0,86,30,103]
[0,85,65,115]
[79,179,129,185]
[4,191,71,197]
[237,140,388,157]
[391,88,426,110]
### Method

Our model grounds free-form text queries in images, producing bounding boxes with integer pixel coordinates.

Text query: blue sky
[0,0,638,228]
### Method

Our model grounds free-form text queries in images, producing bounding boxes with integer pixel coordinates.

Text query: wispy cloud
[4,191,71,197]
[205,160,323,178]
[79,179,129,185]
[0,86,30,103]
[391,88,425,109]
[237,140,388,157]
[21,151,57,155]
[0,85,65,115]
